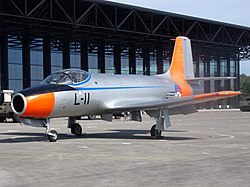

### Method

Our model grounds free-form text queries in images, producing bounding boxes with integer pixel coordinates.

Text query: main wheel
[48,130,58,142]
[150,124,162,139]
[88,115,96,120]
[71,123,82,136]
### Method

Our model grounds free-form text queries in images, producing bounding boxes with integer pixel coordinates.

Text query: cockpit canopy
[41,69,89,85]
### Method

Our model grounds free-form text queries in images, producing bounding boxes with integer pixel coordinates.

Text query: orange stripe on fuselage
[170,37,192,96]
[22,92,55,118]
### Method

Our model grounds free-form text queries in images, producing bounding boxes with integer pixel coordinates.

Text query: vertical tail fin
[167,36,194,79]
[166,36,194,96]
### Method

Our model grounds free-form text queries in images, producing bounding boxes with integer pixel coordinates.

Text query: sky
[107,0,250,75]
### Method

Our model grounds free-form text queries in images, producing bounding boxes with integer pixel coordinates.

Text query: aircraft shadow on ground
[0,130,198,143]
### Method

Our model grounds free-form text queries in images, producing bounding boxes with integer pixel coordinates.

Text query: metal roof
[0,0,250,48]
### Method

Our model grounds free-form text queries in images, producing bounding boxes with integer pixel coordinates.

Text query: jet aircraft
[11,36,240,142]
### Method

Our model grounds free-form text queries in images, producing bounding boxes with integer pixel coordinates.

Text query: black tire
[12,114,20,123]
[150,124,162,139]
[71,123,82,136]
[88,115,96,120]
[48,130,58,142]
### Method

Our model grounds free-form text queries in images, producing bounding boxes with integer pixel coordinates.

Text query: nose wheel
[44,119,58,142]
[150,124,162,139]
[47,130,58,142]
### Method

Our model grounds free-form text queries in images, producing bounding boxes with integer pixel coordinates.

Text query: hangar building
[1,0,250,107]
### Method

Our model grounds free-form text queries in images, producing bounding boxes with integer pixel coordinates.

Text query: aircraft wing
[104,91,240,113]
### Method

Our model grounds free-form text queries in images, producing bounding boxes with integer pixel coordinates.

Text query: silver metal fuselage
[50,73,175,118]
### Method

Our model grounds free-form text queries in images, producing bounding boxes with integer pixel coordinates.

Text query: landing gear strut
[150,124,162,139]
[44,119,58,142]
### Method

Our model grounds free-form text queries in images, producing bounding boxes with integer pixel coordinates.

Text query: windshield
[41,69,89,85]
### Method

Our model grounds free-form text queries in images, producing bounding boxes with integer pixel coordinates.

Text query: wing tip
[217,91,241,96]
[194,91,241,101]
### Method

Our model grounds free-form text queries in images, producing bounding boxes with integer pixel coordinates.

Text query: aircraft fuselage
[12,73,175,119]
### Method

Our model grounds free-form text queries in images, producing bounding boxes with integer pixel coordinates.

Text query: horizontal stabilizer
[193,91,241,103]
[186,77,236,81]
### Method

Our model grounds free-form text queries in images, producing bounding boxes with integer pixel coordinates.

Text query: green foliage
[240,74,250,97]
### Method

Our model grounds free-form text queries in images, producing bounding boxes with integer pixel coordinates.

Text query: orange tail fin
[166,36,194,96]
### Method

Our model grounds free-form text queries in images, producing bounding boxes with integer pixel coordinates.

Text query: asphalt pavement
[0,110,250,187]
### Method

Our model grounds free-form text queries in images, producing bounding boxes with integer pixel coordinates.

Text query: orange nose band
[22,93,55,118]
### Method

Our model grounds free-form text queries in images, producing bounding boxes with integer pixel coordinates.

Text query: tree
[240,74,250,98]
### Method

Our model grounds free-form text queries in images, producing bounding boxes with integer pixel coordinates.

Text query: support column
[225,56,231,90]
[43,36,51,78]
[235,56,240,107]
[114,44,121,74]
[143,48,150,75]
[169,42,174,65]
[225,55,233,107]
[156,48,163,74]
[215,56,221,91]
[129,46,136,74]
[81,41,88,71]
[0,33,8,89]
[204,55,210,93]
[98,44,105,73]
[235,54,240,108]
[62,39,70,69]
[22,35,30,88]
[193,52,199,77]
[235,55,240,91]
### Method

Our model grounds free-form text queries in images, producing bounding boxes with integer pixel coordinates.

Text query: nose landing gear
[47,130,58,142]
[44,119,58,142]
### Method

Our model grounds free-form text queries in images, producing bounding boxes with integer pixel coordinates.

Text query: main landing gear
[150,124,162,139]
[43,119,58,142]
[71,123,82,136]
[68,117,83,136]
[149,110,171,139]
